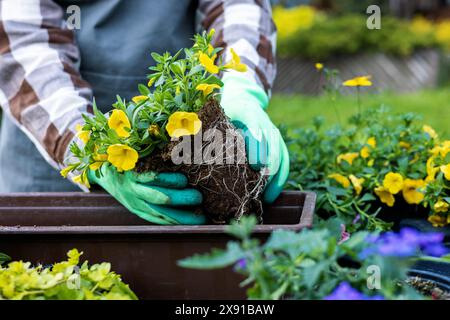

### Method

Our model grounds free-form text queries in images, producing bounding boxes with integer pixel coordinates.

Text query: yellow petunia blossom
[430,140,450,158]
[196,83,221,97]
[224,48,247,72]
[360,146,370,159]
[402,179,425,205]
[89,153,108,171]
[425,157,439,182]
[367,137,376,148]
[383,172,404,195]
[328,173,350,188]
[374,186,395,207]
[399,141,411,149]
[434,200,449,213]
[440,164,450,181]
[132,95,148,104]
[343,75,372,87]
[349,174,364,195]
[108,109,131,138]
[199,52,219,74]
[75,124,90,144]
[166,112,202,138]
[72,170,90,188]
[60,165,74,178]
[107,144,139,172]
[207,44,217,61]
[423,125,438,140]
[315,63,323,71]
[428,214,447,228]
[337,152,359,165]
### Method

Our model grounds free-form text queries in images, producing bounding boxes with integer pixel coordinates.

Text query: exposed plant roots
[137,100,266,224]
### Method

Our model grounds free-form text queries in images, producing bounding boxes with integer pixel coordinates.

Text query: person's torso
[0,0,197,191]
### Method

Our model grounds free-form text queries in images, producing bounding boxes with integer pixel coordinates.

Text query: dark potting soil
[136,100,266,224]
[407,277,450,300]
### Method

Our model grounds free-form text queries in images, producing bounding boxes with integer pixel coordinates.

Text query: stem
[356,87,361,114]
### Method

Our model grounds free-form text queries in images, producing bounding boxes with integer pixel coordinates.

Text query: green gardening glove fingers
[221,73,290,203]
[88,164,206,225]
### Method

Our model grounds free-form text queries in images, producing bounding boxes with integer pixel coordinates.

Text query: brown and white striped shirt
[0,0,276,169]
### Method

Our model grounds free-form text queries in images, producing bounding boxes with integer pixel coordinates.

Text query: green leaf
[0,252,11,265]
[138,84,150,96]
[178,242,244,269]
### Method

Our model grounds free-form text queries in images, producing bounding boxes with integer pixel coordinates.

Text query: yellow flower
[349,174,364,195]
[72,170,90,188]
[75,124,90,144]
[273,5,316,39]
[108,109,131,138]
[440,164,450,181]
[343,75,372,87]
[89,153,108,171]
[107,144,139,172]
[147,77,156,87]
[166,112,202,138]
[399,141,411,149]
[428,214,447,228]
[374,186,395,207]
[132,95,148,104]
[434,200,449,213]
[199,52,219,74]
[337,152,359,165]
[360,137,376,159]
[402,179,425,205]
[196,83,221,97]
[436,20,450,50]
[60,165,74,178]
[328,173,350,188]
[148,124,160,137]
[425,157,439,182]
[430,140,450,158]
[360,146,370,159]
[423,125,438,140]
[368,159,375,167]
[207,44,217,61]
[315,63,323,71]
[367,137,376,148]
[208,28,216,38]
[224,48,247,72]
[383,172,404,194]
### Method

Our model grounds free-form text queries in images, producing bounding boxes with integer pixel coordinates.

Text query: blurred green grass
[268,87,450,137]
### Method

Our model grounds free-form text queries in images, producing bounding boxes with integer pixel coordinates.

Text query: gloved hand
[220,73,290,203]
[88,163,206,225]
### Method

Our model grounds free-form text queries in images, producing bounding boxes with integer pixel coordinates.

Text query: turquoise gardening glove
[221,73,290,203]
[88,164,206,225]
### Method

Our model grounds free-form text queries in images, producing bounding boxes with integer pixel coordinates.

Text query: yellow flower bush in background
[273,5,318,40]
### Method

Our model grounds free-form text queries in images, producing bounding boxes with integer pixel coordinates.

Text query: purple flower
[324,282,384,300]
[360,228,448,259]
[234,258,247,271]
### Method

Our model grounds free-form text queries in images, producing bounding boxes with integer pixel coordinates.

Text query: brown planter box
[0,191,315,299]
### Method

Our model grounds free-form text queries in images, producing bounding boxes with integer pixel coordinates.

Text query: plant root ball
[136,100,266,224]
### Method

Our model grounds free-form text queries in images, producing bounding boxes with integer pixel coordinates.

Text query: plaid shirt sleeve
[197,0,277,94]
[0,0,93,169]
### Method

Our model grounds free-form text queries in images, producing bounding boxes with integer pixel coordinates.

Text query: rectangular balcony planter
[0,191,315,299]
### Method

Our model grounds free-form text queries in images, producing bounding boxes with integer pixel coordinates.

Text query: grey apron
[0,0,196,192]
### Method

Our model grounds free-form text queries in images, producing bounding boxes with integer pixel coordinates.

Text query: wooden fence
[273,49,443,95]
